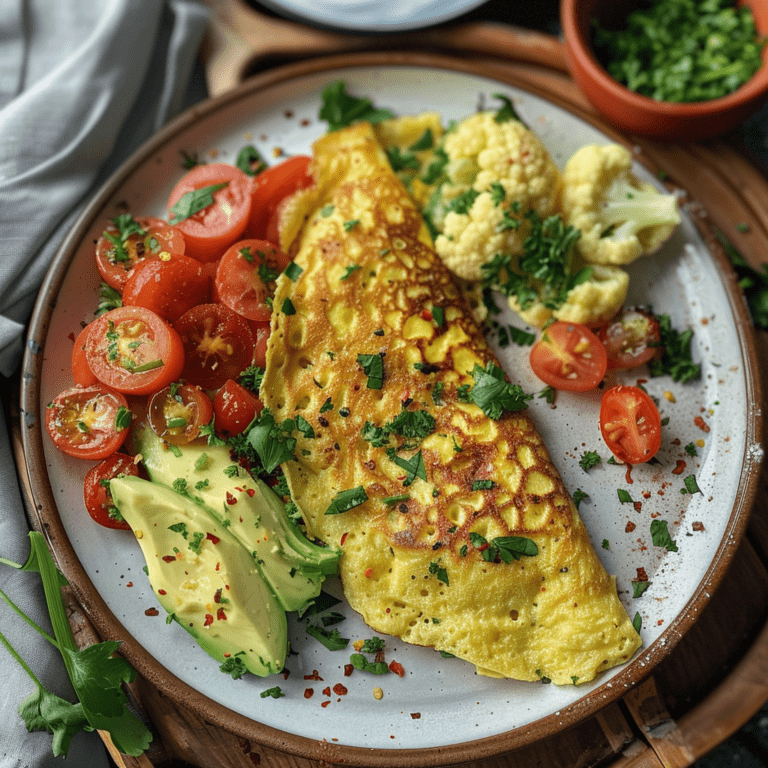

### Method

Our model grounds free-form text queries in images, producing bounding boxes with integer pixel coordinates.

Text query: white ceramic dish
[20,57,762,765]
[256,0,490,31]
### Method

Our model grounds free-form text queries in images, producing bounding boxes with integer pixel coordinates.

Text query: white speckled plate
[19,55,763,766]
[256,0,489,31]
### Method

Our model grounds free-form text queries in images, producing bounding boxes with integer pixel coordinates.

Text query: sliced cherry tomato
[84,306,185,396]
[598,307,661,370]
[83,452,140,529]
[213,379,263,437]
[167,163,252,263]
[251,321,270,369]
[72,324,98,387]
[174,303,256,390]
[147,382,213,445]
[46,384,131,460]
[248,155,313,240]
[600,385,662,465]
[529,321,608,392]
[95,215,185,291]
[122,252,210,322]
[214,239,290,323]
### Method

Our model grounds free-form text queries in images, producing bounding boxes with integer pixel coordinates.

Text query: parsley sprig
[0,532,151,757]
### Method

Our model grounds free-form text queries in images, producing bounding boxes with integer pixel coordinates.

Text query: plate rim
[255,0,491,32]
[16,51,765,766]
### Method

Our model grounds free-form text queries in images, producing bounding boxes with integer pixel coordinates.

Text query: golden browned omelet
[262,123,641,685]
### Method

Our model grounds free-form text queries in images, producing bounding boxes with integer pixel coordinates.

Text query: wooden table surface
[21,2,768,767]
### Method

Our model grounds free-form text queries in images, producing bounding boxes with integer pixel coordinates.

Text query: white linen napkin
[0,1,208,765]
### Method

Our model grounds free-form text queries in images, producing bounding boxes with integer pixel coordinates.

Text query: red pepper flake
[672,459,686,475]
[364,567,374,578]
[322,686,331,697]
[340,532,349,546]
[214,589,222,603]
[333,683,348,696]
[633,501,642,513]
[245,488,256,498]
[694,416,710,433]
[303,688,314,699]
[215,562,221,571]
[400,388,411,404]
[217,608,227,621]
[226,491,238,505]
[144,608,159,617]
[321,700,330,708]
[388,661,405,678]
[204,613,214,627]
[410,713,422,720]
[126,582,133,588]
[625,521,636,533]
[636,567,648,582]
[206,532,220,544]
[693,521,705,531]
[344,664,354,677]
[224,652,231,658]
[162,555,176,563]
[158,589,167,595]
[420,309,433,321]
[304,670,323,681]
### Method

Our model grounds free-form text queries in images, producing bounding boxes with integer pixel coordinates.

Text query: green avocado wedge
[110,475,287,677]
[128,422,340,613]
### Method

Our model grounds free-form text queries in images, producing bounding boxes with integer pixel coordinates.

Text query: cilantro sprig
[0,532,151,757]
[319,81,395,131]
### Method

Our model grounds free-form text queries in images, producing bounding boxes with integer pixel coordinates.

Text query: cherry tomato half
[598,307,661,370]
[600,385,662,465]
[167,163,252,263]
[248,155,313,240]
[46,384,131,460]
[122,252,210,323]
[84,306,185,396]
[174,303,256,390]
[83,452,140,529]
[95,215,185,291]
[213,379,263,437]
[147,383,214,445]
[529,321,608,392]
[214,239,290,323]
[72,324,98,387]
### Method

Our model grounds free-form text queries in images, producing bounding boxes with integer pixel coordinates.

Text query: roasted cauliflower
[560,144,680,266]
[421,101,562,282]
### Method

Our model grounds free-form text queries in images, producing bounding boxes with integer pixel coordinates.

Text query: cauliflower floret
[561,144,680,266]
[510,264,629,328]
[426,110,561,281]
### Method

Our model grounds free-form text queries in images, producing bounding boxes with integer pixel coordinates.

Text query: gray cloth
[0,1,208,765]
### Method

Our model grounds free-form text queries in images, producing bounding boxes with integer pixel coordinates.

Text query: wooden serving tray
[15,4,768,767]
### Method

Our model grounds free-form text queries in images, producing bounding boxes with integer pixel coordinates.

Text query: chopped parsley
[579,451,601,471]
[387,449,427,486]
[168,182,228,223]
[428,561,449,586]
[650,519,678,552]
[219,653,249,679]
[318,81,395,131]
[235,145,267,176]
[573,489,589,509]
[469,532,538,563]
[649,314,701,383]
[385,409,435,439]
[325,486,368,515]
[340,264,361,280]
[472,479,495,491]
[357,353,384,389]
[468,362,532,419]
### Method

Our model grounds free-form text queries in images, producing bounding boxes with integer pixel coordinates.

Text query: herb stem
[0,587,59,648]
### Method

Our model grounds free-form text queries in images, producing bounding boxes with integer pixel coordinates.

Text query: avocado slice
[129,422,340,613]
[110,475,287,677]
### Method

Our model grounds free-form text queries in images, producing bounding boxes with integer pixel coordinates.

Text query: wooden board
[13,5,768,767]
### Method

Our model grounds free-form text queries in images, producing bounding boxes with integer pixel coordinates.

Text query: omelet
[262,123,641,685]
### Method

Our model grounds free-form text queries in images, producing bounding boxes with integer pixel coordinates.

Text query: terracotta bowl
[560,0,768,141]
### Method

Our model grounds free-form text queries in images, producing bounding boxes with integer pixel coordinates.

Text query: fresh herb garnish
[219,654,249,680]
[428,561,449,586]
[168,182,228,223]
[469,532,539,562]
[468,362,532,419]
[325,486,368,515]
[0,532,151,757]
[649,314,701,383]
[246,409,296,474]
[306,624,349,650]
[387,449,427,486]
[235,145,267,176]
[573,488,589,509]
[650,519,678,552]
[385,409,435,439]
[357,353,384,390]
[493,93,521,123]
[579,451,601,471]
[318,81,395,131]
